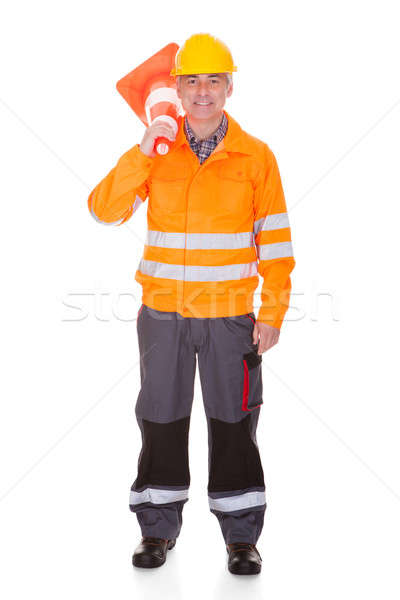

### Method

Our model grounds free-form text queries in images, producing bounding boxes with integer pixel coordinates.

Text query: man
[88,33,295,575]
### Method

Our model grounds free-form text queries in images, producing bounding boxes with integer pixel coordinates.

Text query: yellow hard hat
[170,33,237,77]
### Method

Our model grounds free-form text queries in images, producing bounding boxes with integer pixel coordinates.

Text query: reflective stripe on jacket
[88,110,295,328]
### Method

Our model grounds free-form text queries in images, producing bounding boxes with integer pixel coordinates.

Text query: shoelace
[228,542,261,560]
[142,536,168,546]
[228,542,255,551]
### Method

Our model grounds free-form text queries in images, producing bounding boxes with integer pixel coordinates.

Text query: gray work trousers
[129,304,266,545]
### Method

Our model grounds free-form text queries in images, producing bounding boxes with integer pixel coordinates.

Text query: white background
[1,0,399,597]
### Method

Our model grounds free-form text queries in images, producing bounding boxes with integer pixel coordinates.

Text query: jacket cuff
[256,309,283,330]
[126,143,155,171]
[256,289,292,330]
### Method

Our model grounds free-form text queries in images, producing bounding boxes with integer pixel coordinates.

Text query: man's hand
[140,120,177,158]
[252,321,280,354]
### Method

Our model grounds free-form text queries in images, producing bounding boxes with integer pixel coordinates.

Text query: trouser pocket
[242,346,263,411]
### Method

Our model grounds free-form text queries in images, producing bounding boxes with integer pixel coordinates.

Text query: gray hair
[225,73,233,88]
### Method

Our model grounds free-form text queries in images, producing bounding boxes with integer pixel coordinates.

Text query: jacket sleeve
[253,146,295,329]
[88,144,154,226]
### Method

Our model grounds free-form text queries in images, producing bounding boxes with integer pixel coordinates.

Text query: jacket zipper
[182,148,227,314]
[182,169,196,313]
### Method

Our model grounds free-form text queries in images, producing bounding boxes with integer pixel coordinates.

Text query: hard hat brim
[170,66,237,76]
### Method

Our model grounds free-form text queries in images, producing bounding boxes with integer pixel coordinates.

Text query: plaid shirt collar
[184,112,228,164]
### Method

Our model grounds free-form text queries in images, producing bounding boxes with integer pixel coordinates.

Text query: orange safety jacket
[88,109,295,328]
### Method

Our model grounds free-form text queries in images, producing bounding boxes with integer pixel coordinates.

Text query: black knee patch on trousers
[134,416,191,489]
[208,414,265,492]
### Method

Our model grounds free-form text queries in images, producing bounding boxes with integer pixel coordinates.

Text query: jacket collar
[173,109,252,156]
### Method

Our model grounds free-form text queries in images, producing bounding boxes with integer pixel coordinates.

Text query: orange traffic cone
[116,43,182,155]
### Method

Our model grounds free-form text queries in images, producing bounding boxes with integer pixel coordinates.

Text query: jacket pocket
[149,163,189,216]
[218,163,253,182]
[242,346,263,411]
[150,181,187,216]
[216,163,254,215]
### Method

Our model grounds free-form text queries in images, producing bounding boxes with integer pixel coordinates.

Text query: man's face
[176,73,233,121]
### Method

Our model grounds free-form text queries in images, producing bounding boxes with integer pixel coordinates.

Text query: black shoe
[226,542,262,575]
[132,537,176,569]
